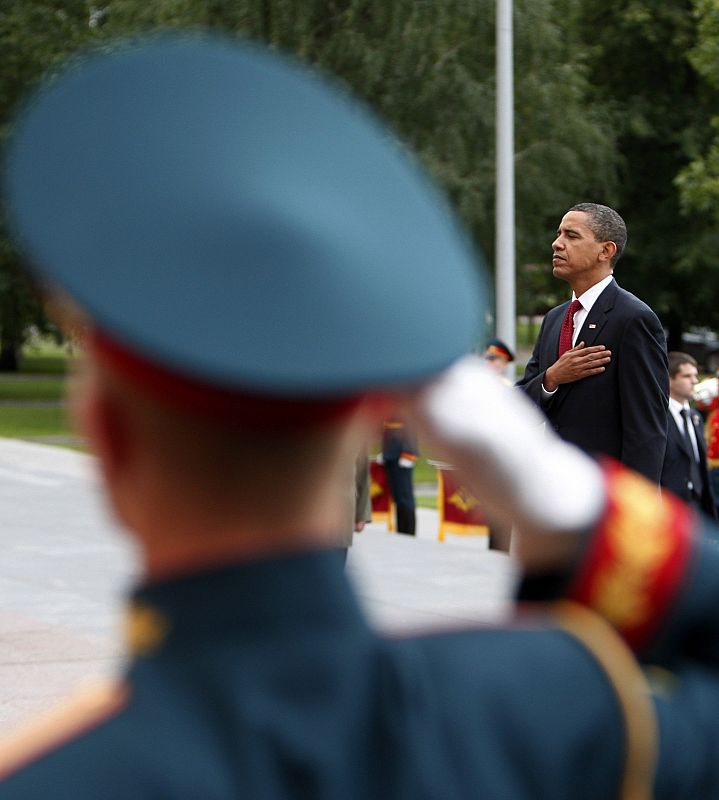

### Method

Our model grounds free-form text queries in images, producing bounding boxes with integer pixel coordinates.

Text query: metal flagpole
[495,0,516,373]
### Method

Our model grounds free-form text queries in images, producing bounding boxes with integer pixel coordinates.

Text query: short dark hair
[667,351,698,378]
[569,203,627,267]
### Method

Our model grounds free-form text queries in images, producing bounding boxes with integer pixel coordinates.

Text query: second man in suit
[516,202,669,483]
[661,352,717,518]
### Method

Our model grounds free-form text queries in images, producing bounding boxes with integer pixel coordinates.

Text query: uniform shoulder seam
[0,679,130,782]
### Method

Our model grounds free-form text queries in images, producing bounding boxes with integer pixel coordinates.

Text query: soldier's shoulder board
[0,680,129,782]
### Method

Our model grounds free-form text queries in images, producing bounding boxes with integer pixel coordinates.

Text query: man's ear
[599,240,617,264]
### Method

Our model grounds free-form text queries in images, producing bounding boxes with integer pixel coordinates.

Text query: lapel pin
[588,324,597,329]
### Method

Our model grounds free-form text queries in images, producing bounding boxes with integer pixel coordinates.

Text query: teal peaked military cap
[5,34,486,396]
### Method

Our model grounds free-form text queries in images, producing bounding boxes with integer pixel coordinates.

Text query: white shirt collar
[572,274,614,312]
[668,397,693,434]
[668,397,690,415]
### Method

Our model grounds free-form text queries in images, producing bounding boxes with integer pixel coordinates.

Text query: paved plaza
[0,438,516,734]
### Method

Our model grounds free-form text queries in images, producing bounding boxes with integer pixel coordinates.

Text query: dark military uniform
[2,464,719,797]
[382,419,418,535]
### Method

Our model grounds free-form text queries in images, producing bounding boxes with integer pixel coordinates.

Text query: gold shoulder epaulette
[0,680,129,782]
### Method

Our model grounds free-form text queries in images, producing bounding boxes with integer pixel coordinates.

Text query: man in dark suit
[516,203,669,483]
[661,352,717,518]
[5,36,719,799]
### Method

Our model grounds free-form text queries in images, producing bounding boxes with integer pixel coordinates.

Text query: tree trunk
[0,337,20,371]
[663,309,683,353]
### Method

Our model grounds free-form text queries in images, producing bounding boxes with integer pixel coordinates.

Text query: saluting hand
[543,342,611,391]
[406,357,605,559]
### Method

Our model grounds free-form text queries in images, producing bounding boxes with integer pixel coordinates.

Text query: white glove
[398,455,416,468]
[410,356,605,535]
[694,376,718,406]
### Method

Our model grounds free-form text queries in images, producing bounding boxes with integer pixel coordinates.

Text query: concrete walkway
[0,438,517,734]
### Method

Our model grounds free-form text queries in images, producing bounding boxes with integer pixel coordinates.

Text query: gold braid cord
[553,600,657,800]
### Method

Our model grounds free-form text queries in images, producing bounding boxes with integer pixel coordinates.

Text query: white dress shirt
[668,397,700,463]
[542,274,614,396]
[568,274,615,347]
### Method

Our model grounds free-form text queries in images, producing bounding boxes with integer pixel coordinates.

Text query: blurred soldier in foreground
[2,34,719,798]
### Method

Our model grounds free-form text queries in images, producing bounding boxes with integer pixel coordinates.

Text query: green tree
[0,0,95,368]
[0,0,623,363]
[574,0,719,347]
[677,1,719,218]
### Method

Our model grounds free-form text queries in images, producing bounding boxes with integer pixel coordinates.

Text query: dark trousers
[384,459,416,535]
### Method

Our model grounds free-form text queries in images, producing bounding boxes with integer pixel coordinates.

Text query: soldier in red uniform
[694,370,719,517]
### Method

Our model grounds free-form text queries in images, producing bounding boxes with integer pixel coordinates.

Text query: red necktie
[558,299,582,357]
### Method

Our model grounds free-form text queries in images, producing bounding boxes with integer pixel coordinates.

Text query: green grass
[0,341,72,441]
[414,457,439,485]
[0,406,72,439]
[19,355,69,375]
[416,495,438,510]
[0,378,66,401]
[19,340,71,375]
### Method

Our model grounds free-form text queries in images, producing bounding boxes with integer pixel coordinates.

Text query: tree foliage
[0,1,94,368]
[574,0,719,345]
[677,0,719,216]
[3,0,718,367]
[0,0,619,365]
[99,0,616,272]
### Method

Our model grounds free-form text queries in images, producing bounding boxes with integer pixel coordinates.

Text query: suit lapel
[575,279,617,347]
[691,410,707,459]
[670,414,692,460]
[671,408,705,462]
[551,280,616,410]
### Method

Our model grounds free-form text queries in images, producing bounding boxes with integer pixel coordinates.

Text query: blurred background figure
[662,352,717,519]
[354,450,372,534]
[337,450,372,563]
[475,338,515,549]
[381,418,418,535]
[693,365,719,518]
[482,338,515,381]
